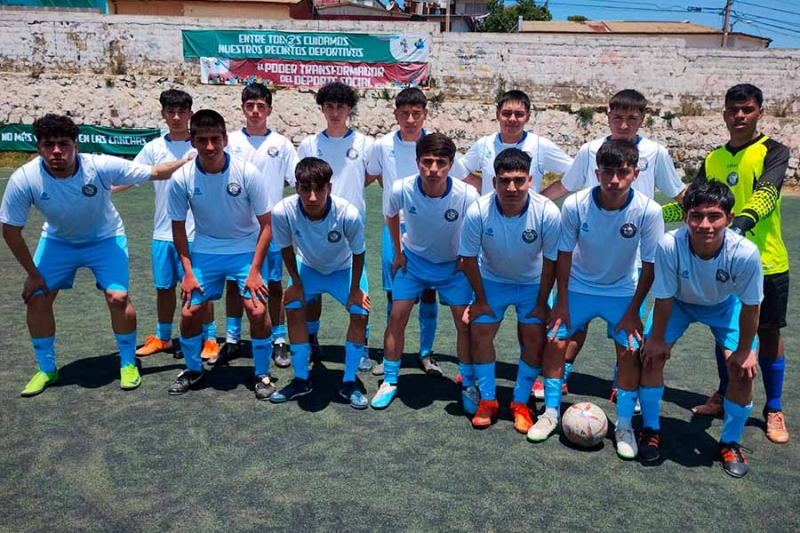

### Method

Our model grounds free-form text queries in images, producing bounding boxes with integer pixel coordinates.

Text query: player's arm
[461,255,494,322]
[281,245,305,306]
[243,212,272,304]
[2,223,48,302]
[546,250,573,339]
[540,181,569,202]
[615,261,653,347]
[386,213,404,276]
[732,141,790,235]
[641,297,673,369]
[172,220,200,307]
[150,157,193,181]
[365,173,381,187]
[463,173,481,192]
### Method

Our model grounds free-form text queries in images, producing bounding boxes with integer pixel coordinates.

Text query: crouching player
[372,133,479,409]
[641,181,762,477]
[0,114,191,396]
[268,157,370,407]
[168,110,274,398]
[531,139,663,459]
[460,148,561,430]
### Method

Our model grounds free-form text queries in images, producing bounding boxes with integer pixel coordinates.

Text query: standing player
[460,90,573,194]
[167,110,274,398]
[297,82,374,370]
[459,148,561,430]
[0,114,190,396]
[641,181,762,477]
[538,89,686,401]
[214,83,298,368]
[529,140,664,460]
[371,133,479,410]
[269,157,370,408]
[366,87,443,377]
[692,84,790,444]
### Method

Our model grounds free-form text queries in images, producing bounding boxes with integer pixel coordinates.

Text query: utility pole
[445,0,451,33]
[721,0,733,47]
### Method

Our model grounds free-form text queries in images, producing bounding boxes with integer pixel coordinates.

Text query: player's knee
[26,294,52,314]
[104,291,129,310]
[245,301,268,322]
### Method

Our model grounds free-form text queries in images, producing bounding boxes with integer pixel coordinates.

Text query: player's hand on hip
[283,283,305,307]
[729,348,759,380]
[347,288,370,313]
[547,304,570,341]
[180,273,203,308]
[391,252,407,278]
[466,299,495,324]
[244,272,269,305]
[22,273,48,303]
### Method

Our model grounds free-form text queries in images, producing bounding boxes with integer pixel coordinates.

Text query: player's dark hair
[33,114,79,141]
[494,148,531,176]
[395,87,427,109]
[682,180,735,214]
[416,132,456,161]
[609,89,647,114]
[497,90,531,112]
[190,109,227,136]
[725,83,763,108]
[159,89,192,110]
[596,139,639,168]
[241,83,272,105]
[295,157,333,188]
[316,82,358,107]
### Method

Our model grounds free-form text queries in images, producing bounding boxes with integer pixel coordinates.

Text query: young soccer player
[213,83,299,369]
[641,181,762,477]
[459,148,561,430]
[297,82,374,370]
[269,157,370,408]
[529,139,664,460]
[0,114,190,396]
[371,133,479,410]
[167,110,274,398]
[366,87,443,377]
[537,89,686,401]
[692,83,791,444]
[460,90,573,194]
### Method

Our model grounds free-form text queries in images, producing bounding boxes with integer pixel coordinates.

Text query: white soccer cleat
[527,412,559,442]
[615,427,638,460]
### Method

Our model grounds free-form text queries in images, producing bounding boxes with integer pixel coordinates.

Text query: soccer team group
[0,80,791,478]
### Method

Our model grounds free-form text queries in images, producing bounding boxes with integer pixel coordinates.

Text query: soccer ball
[561,402,609,448]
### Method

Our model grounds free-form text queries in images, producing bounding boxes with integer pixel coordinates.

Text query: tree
[567,15,589,22]
[482,0,552,33]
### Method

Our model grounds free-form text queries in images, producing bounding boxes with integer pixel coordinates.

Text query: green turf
[1,168,799,532]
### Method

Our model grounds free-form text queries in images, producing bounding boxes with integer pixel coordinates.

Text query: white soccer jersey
[168,154,270,255]
[560,136,684,200]
[0,154,151,244]
[386,176,479,264]
[459,132,573,195]
[459,192,561,285]
[651,227,763,306]
[559,187,664,296]
[228,128,299,208]
[272,194,365,275]
[135,135,196,241]
[297,130,373,221]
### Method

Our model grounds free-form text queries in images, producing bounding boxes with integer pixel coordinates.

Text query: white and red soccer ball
[561,402,609,447]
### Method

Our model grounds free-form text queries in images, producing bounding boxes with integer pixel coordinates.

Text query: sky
[544,0,800,48]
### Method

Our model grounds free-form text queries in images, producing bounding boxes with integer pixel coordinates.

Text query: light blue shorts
[33,235,129,293]
[191,251,269,305]
[391,249,473,306]
[225,242,282,284]
[553,290,639,348]
[474,279,543,325]
[285,261,369,315]
[644,295,758,352]
[151,239,186,290]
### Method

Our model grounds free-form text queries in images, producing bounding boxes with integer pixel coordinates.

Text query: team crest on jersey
[389,149,396,158]
[680,270,690,279]
[40,192,50,201]
[522,229,538,243]
[408,206,417,214]
[637,158,649,171]
[327,230,342,243]
[227,183,242,197]
[581,222,589,232]
[193,187,202,196]
[444,209,459,222]
[81,184,97,197]
[716,269,730,283]
[619,222,637,238]
[346,148,360,160]
[485,228,494,237]
[727,172,739,186]
[267,146,279,158]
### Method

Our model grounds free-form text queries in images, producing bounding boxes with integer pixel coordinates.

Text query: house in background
[312,0,412,21]
[111,0,313,19]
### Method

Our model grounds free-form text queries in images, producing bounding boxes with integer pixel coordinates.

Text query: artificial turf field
[1,167,799,533]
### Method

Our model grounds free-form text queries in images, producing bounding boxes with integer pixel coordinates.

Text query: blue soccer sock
[715,344,729,395]
[513,359,541,404]
[612,363,619,389]
[202,321,217,343]
[115,331,137,368]
[459,362,476,388]
[307,320,321,336]
[543,377,562,411]
[418,301,438,356]
[252,337,273,377]
[365,322,371,343]
[383,359,401,385]
[272,323,288,345]
[474,361,496,401]
[291,343,311,380]
[156,322,173,342]
[31,335,56,373]
[615,388,638,429]
[344,341,364,382]
[180,332,203,372]
[760,355,785,411]
[386,300,393,324]
[225,317,242,344]
[562,362,574,384]
[639,385,664,431]
[721,398,753,444]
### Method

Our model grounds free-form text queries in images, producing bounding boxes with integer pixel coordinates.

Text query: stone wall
[1,11,800,183]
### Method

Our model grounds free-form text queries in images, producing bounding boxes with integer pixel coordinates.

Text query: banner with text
[199,57,430,89]
[0,124,161,156]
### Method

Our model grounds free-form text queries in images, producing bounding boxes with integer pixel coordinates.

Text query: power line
[546,2,710,14]
[736,0,800,18]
